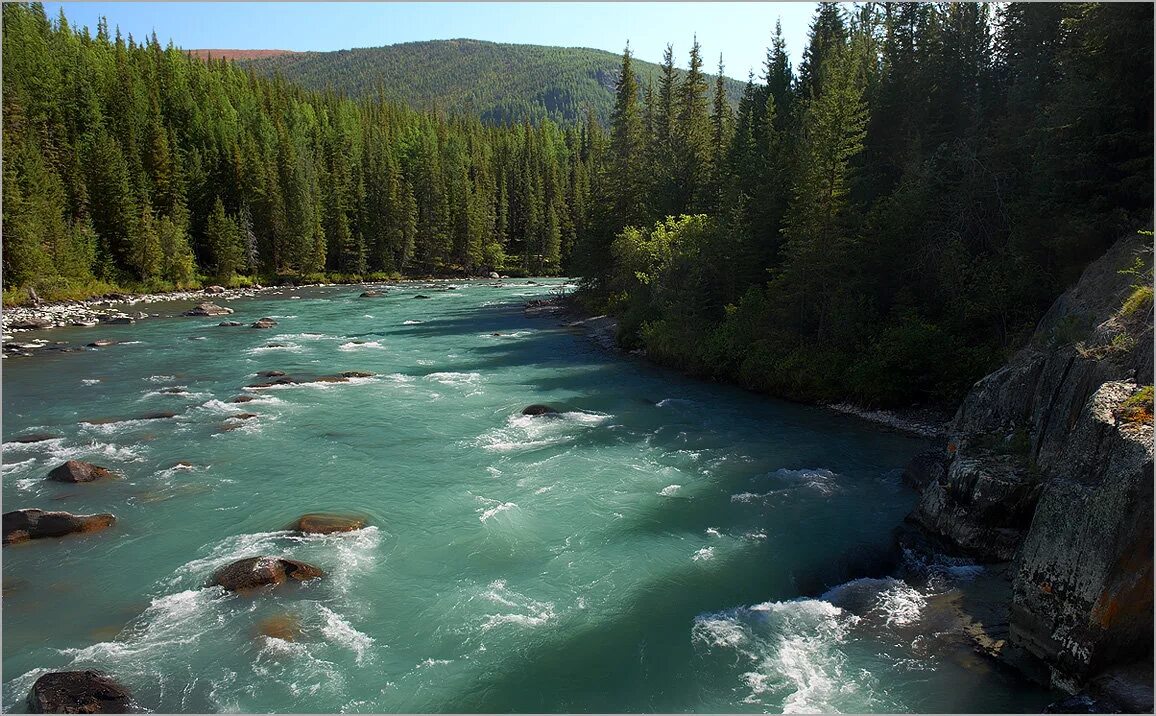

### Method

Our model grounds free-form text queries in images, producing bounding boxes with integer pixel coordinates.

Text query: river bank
[534,294,953,440]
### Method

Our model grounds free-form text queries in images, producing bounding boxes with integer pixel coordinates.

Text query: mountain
[225,38,747,125]
[185,49,299,61]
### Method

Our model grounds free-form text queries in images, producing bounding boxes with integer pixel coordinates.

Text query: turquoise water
[2,279,1054,713]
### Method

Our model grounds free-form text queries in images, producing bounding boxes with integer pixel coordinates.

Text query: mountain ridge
[207,38,747,125]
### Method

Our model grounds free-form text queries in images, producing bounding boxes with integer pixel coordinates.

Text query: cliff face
[904,228,1153,697]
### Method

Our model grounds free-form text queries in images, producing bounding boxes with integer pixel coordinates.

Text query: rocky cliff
[903,228,1154,706]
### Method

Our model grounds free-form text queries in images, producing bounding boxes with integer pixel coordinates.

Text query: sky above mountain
[44,2,817,81]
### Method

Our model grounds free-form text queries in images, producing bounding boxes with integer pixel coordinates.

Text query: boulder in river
[359,290,383,298]
[254,613,303,642]
[252,317,278,329]
[184,302,233,317]
[229,395,256,403]
[140,411,178,420]
[521,404,559,416]
[256,370,286,377]
[208,556,324,591]
[27,670,134,714]
[9,432,61,444]
[10,318,52,330]
[3,509,116,545]
[86,340,118,348]
[489,271,500,279]
[285,513,366,535]
[101,316,135,325]
[413,294,430,299]
[230,413,258,421]
[204,285,227,294]
[218,321,243,327]
[46,460,115,483]
[339,371,374,378]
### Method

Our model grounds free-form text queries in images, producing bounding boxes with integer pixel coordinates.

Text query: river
[1,278,1056,712]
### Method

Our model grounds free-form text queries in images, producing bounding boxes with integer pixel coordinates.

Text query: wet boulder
[521,404,559,416]
[183,302,233,317]
[230,413,258,421]
[140,411,177,420]
[3,509,116,545]
[9,432,61,444]
[285,513,366,535]
[27,670,134,714]
[254,613,303,642]
[252,317,278,329]
[86,340,118,348]
[46,460,115,483]
[208,556,323,591]
[359,290,383,298]
[413,294,430,300]
[256,370,286,378]
[217,321,243,327]
[101,316,135,325]
[229,395,256,404]
[204,285,227,294]
[339,371,374,378]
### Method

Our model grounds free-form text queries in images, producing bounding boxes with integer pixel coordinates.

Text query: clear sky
[43,2,819,81]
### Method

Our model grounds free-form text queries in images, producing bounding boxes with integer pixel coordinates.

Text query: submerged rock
[86,340,118,348]
[256,370,286,378]
[413,294,430,300]
[285,513,366,535]
[3,509,116,545]
[251,317,278,329]
[359,290,383,298]
[521,404,559,416]
[27,670,134,714]
[218,321,243,327]
[254,613,303,642]
[229,395,256,403]
[9,432,61,444]
[46,460,115,483]
[208,556,323,591]
[184,302,233,317]
[339,371,373,378]
[230,413,258,421]
[140,411,178,420]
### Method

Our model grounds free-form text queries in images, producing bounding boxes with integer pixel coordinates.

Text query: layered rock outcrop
[904,228,1153,697]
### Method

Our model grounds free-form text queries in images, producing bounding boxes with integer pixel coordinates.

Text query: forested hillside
[236,39,745,126]
[581,2,1153,407]
[2,3,608,299]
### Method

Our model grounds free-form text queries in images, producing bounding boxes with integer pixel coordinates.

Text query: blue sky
[44,2,818,81]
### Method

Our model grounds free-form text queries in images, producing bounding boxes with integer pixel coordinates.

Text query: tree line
[582,2,1153,407]
[2,2,604,300]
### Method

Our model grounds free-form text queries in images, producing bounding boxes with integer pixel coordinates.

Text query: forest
[580,2,1153,406]
[2,2,1153,407]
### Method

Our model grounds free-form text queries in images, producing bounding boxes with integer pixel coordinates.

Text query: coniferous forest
[3,1,1153,408]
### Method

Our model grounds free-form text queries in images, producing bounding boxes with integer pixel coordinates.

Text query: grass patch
[1116,385,1154,425]
[1121,285,1153,316]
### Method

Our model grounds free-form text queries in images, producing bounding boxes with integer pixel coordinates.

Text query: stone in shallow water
[255,612,303,641]
[286,513,367,534]
[184,302,233,317]
[9,432,61,444]
[522,404,559,416]
[27,670,134,714]
[3,509,116,545]
[252,317,278,329]
[46,460,115,483]
[208,556,324,591]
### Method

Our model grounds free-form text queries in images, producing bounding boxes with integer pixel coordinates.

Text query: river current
[1,279,1056,712]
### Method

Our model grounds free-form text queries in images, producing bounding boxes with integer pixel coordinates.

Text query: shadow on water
[431,543,775,714]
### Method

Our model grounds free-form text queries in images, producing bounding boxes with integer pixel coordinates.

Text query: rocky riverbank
[902,227,1154,710]
[2,286,265,334]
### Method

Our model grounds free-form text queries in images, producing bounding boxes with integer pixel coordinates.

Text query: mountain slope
[232,38,746,125]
